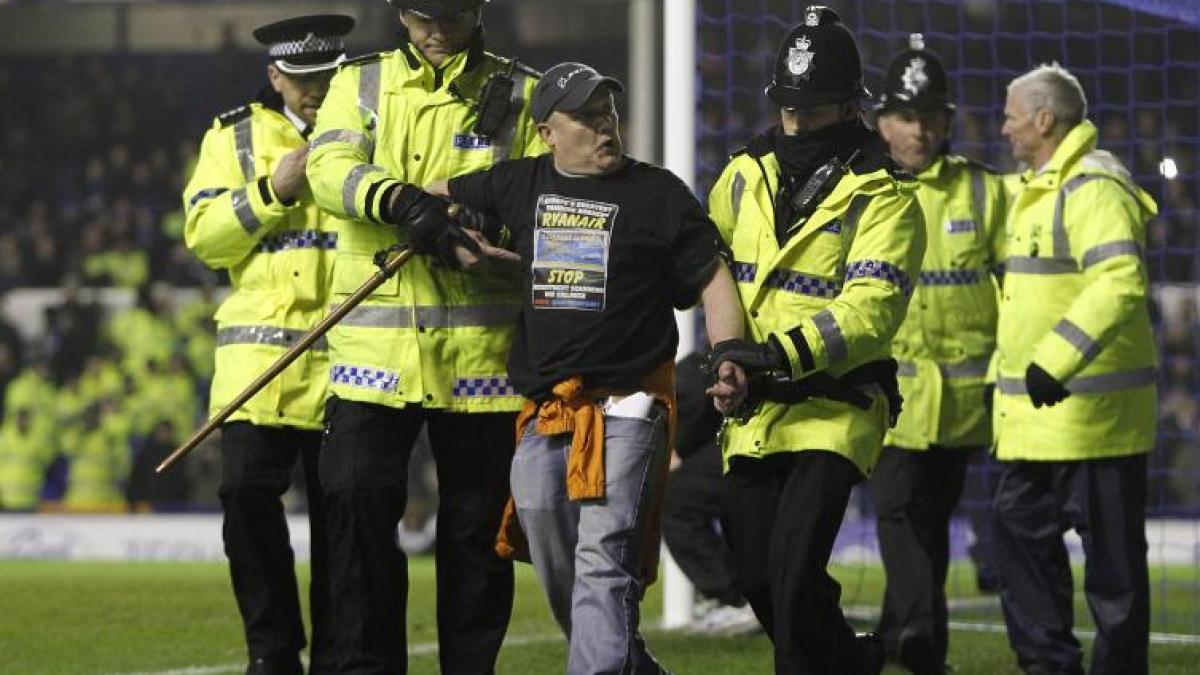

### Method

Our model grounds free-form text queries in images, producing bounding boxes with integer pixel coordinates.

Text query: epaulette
[480,52,542,78]
[742,133,775,159]
[342,51,383,68]
[217,105,252,128]
[958,155,1001,175]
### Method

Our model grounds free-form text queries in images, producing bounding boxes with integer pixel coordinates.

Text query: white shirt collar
[283,105,307,135]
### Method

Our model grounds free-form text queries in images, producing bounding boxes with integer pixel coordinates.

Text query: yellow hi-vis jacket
[183,99,336,430]
[307,43,546,412]
[995,120,1158,460]
[708,139,926,476]
[886,155,1008,450]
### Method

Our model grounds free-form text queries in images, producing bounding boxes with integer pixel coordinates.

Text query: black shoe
[246,656,303,675]
[897,630,942,675]
[975,567,1001,594]
[856,632,885,675]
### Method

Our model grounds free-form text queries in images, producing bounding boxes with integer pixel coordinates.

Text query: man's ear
[267,64,283,94]
[1034,107,1057,136]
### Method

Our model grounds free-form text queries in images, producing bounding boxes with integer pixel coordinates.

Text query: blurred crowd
[1,0,1199,513]
[0,283,217,512]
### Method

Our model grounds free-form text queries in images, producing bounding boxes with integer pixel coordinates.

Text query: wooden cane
[155,247,415,473]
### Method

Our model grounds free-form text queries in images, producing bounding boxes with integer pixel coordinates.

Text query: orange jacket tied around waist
[495,361,677,587]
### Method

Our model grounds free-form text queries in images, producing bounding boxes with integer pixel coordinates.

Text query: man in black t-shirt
[423,62,745,675]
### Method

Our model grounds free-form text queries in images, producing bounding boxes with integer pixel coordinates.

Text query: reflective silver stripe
[942,357,991,378]
[1082,240,1140,269]
[1053,174,1117,260]
[491,70,529,164]
[1005,256,1077,275]
[730,171,746,224]
[969,166,986,238]
[311,129,374,158]
[998,366,1155,395]
[216,326,327,351]
[998,367,1156,393]
[896,357,989,379]
[1053,319,1102,363]
[336,304,520,329]
[811,309,847,364]
[358,61,381,120]
[234,117,255,182]
[342,164,386,219]
[843,194,871,239]
[230,187,262,235]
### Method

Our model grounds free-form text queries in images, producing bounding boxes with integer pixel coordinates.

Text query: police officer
[704,7,925,674]
[183,13,353,675]
[994,63,1156,675]
[868,34,1008,675]
[304,1,545,672]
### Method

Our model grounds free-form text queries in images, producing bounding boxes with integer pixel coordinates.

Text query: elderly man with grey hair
[992,63,1157,675]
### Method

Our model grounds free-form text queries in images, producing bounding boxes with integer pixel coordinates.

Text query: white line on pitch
[107,633,565,675]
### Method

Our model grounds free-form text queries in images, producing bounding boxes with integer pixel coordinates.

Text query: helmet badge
[901,56,928,95]
[787,35,815,78]
[300,32,320,52]
[805,10,820,26]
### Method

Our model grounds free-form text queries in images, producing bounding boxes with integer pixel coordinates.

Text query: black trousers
[962,449,1001,588]
[661,440,743,606]
[992,454,1149,675]
[220,422,332,674]
[319,398,516,675]
[722,450,867,675]
[868,444,973,665]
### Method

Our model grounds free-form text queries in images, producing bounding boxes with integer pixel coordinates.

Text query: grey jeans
[511,407,671,675]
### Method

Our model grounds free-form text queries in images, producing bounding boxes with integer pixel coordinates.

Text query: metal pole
[628,0,658,163]
[662,0,697,631]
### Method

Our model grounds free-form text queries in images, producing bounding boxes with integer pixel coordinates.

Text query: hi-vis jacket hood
[306,42,546,412]
[994,120,1158,461]
[709,127,926,476]
[184,97,337,430]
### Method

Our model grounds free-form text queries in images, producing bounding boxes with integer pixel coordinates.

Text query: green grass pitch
[1,559,1196,674]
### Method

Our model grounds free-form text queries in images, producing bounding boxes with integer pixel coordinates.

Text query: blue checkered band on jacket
[918,268,983,286]
[453,377,517,398]
[845,259,913,296]
[330,364,399,393]
[260,230,339,253]
[945,219,976,233]
[765,269,842,298]
[732,262,758,283]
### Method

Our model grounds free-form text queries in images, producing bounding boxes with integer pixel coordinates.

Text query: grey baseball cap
[531,62,624,123]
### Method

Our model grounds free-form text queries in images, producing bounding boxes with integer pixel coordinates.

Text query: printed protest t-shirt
[448,155,721,401]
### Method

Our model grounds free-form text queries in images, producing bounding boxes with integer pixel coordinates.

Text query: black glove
[453,204,511,249]
[705,335,790,379]
[1025,363,1070,408]
[387,185,480,267]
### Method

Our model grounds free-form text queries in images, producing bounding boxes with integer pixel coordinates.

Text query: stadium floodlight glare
[1160,157,1179,180]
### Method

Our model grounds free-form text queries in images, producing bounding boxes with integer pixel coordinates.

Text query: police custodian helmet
[874,33,956,113]
[766,6,868,109]
[386,0,488,18]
